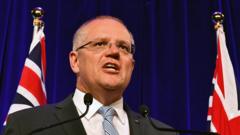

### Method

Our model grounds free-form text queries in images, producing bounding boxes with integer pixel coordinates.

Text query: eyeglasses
[75,39,135,55]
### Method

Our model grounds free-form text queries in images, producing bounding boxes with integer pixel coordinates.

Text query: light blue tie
[99,106,119,135]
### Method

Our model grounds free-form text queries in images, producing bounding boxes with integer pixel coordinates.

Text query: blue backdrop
[1,0,240,133]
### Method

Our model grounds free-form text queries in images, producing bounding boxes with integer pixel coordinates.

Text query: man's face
[71,19,135,94]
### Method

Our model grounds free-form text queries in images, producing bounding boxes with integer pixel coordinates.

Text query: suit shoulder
[129,109,173,128]
[151,117,173,129]
[6,103,59,131]
[4,104,57,135]
[9,104,56,119]
[126,107,177,135]
[7,95,73,125]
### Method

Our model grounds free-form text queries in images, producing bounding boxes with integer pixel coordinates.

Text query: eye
[94,41,108,47]
[118,43,131,53]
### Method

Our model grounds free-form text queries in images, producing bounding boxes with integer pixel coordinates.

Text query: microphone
[139,105,219,135]
[30,93,93,135]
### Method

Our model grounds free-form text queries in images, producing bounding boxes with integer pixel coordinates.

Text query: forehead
[83,19,132,42]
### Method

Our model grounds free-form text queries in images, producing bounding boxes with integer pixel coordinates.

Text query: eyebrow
[116,40,131,45]
[91,37,110,42]
[91,37,130,43]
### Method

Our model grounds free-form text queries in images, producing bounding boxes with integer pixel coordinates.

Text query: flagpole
[30,7,47,94]
[31,7,44,27]
[30,7,44,46]
[212,12,224,30]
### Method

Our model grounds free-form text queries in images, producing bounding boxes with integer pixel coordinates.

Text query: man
[3,16,176,135]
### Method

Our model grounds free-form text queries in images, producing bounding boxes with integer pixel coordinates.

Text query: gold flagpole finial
[212,12,224,30]
[31,7,44,27]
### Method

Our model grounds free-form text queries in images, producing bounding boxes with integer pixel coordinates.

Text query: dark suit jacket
[3,95,176,135]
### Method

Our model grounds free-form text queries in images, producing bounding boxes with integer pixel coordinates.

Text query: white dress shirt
[73,89,130,135]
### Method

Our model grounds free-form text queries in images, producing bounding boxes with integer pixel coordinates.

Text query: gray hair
[72,16,135,51]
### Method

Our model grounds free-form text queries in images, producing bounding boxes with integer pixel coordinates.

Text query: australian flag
[207,22,240,135]
[3,24,47,126]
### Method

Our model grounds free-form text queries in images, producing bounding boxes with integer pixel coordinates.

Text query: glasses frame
[75,41,135,55]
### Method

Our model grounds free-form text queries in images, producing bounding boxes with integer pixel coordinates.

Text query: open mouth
[103,62,120,72]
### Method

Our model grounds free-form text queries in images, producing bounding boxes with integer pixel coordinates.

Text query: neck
[76,83,123,106]
[93,90,122,105]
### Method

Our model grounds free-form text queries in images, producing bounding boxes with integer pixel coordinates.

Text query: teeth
[106,64,116,68]
[104,63,118,70]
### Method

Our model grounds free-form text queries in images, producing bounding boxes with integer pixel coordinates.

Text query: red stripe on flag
[19,66,47,105]
[40,37,46,81]
[208,107,212,116]
[211,91,229,135]
[229,117,240,135]
[211,90,240,135]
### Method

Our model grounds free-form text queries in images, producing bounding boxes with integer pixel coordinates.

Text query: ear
[131,58,135,71]
[69,51,80,73]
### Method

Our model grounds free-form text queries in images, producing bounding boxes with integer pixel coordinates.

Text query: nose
[106,43,120,60]
[109,43,120,52]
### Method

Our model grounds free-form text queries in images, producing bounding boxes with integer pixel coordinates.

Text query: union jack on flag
[4,25,47,125]
[207,24,240,134]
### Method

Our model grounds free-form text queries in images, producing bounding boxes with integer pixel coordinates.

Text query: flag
[207,25,240,134]
[3,25,47,125]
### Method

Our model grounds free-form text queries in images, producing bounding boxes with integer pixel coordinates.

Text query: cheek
[78,56,96,75]
[81,59,96,73]
[82,55,102,74]
[123,61,134,77]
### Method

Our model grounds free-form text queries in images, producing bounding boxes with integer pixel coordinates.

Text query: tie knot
[99,106,116,120]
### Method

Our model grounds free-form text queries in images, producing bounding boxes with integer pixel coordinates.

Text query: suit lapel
[124,104,145,135]
[55,95,87,135]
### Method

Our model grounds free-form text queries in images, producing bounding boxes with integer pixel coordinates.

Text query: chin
[101,82,125,91]
[104,84,121,90]
[98,77,128,90]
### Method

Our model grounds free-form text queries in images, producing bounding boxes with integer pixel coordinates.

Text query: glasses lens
[77,40,135,55]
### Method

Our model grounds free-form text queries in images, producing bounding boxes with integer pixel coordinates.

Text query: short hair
[72,15,135,51]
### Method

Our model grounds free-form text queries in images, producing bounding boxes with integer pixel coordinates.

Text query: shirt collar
[73,89,101,120]
[110,97,126,124]
[73,89,126,124]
